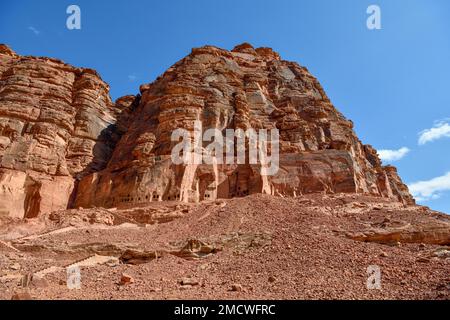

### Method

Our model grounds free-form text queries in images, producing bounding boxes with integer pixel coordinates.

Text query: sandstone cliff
[0,44,124,218]
[71,43,414,209]
[0,43,414,218]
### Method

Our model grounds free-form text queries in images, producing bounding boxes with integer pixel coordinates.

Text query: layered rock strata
[72,43,414,209]
[0,43,415,218]
[0,44,124,218]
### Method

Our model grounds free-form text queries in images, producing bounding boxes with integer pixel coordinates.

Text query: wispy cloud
[418,120,450,145]
[128,74,138,82]
[28,26,41,36]
[408,172,450,202]
[378,147,410,162]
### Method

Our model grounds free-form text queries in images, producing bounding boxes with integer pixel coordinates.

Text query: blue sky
[1,0,449,213]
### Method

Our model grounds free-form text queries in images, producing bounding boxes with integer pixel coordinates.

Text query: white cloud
[378,147,410,162]
[418,120,450,145]
[408,172,450,202]
[28,26,40,35]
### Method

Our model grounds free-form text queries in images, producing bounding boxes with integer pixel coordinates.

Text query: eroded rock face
[72,43,414,209]
[0,44,122,218]
[0,43,415,217]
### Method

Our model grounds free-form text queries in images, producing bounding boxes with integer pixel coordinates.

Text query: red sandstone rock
[0,44,122,218]
[73,43,414,210]
[119,273,134,285]
[0,43,415,218]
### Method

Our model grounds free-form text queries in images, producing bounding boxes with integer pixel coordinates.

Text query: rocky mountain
[0,43,413,219]
[0,43,448,301]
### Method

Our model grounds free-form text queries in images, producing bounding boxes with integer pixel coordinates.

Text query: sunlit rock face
[0,44,122,218]
[0,43,414,217]
[72,43,414,209]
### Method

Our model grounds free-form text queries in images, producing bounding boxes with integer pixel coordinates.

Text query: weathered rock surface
[0,43,446,300]
[0,43,415,218]
[0,44,125,218]
[72,43,414,209]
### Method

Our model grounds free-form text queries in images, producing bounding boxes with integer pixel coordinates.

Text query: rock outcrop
[0,43,415,218]
[0,44,123,218]
[73,43,414,209]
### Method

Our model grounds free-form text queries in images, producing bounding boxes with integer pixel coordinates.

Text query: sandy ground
[0,193,449,300]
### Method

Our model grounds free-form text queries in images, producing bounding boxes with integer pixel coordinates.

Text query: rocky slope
[0,194,448,300]
[0,43,447,300]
